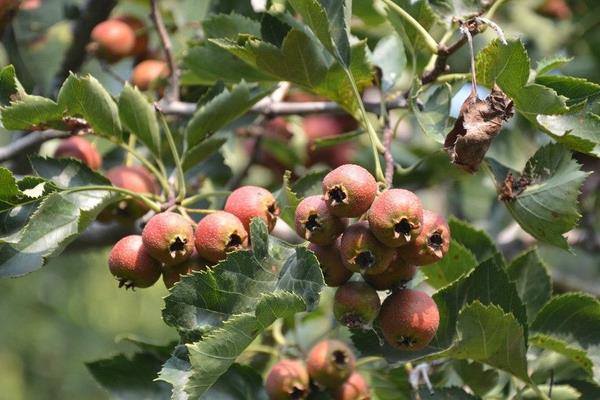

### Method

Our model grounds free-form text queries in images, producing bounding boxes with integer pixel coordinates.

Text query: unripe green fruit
[54,136,102,170]
[142,212,195,266]
[363,253,416,291]
[333,281,381,329]
[378,289,439,351]
[224,185,280,232]
[265,359,310,400]
[401,210,450,266]
[306,340,356,389]
[108,235,161,289]
[104,165,158,221]
[90,19,136,62]
[322,164,377,218]
[194,211,248,263]
[162,251,211,289]
[367,189,423,247]
[334,372,370,400]
[308,241,353,287]
[295,195,347,245]
[339,222,394,275]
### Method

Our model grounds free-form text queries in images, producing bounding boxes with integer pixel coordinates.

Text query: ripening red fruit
[400,210,450,266]
[378,289,439,351]
[303,114,357,168]
[142,212,195,266]
[54,136,102,170]
[115,15,148,57]
[368,189,423,247]
[334,372,370,400]
[108,235,162,289]
[265,359,310,400]
[90,20,136,62]
[194,211,248,263]
[131,59,169,91]
[363,253,416,291]
[308,241,353,287]
[224,186,280,233]
[162,251,210,289]
[340,222,394,275]
[307,340,356,389]
[295,195,347,245]
[105,165,159,220]
[322,164,377,218]
[333,281,381,329]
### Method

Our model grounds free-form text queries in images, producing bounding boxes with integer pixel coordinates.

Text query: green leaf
[429,0,483,21]
[1,95,63,130]
[536,75,600,104]
[0,64,25,106]
[118,84,161,156]
[290,169,328,198]
[386,0,436,63]
[421,241,478,289]
[182,137,227,171]
[311,129,362,149]
[514,84,568,117]
[372,35,407,93]
[57,74,122,139]
[537,111,600,157]
[507,249,552,323]
[452,360,499,397]
[370,365,412,400]
[448,217,504,266]
[275,171,302,228]
[536,56,573,76]
[416,386,480,399]
[520,385,580,400]
[186,81,271,146]
[423,302,530,382]
[202,13,261,39]
[412,84,452,144]
[491,143,589,249]
[530,334,594,378]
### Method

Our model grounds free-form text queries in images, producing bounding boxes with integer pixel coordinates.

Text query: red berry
[115,15,148,57]
[295,195,347,245]
[142,212,195,266]
[108,235,161,289]
[303,114,357,168]
[265,359,310,400]
[224,186,279,233]
[367,189,423,247]
[339,222,394,275]
[308,241,353,287]
[90,20,136,62]
[131,59,169,91]
[378,289,439,351]
[162,250,211,289]
[363,253,416,291]
[194,211,248,263]
[307,340,356,389]
[334,372,370,400]
[105,165,159,220]
[322,164,377,218]
[333,281,381,329]
[400,210,450,266]
[54,136,102,170]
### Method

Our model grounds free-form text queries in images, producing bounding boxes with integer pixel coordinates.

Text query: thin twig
[0,130,70,162]
[150,0,179,102]
[383,124,395,187]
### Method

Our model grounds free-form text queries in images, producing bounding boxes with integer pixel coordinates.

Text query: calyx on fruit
[339,222,394,275]
[108,235,161,289]
[333,281,381,329]
[367,189,423,247]
[54,136,102,170]
[265,359,310,400]
[194,211,248,263]
[363,252,416,291]
[322,164,377,218]
[334,372,370,400]
[378,288,439,351]
[401,210,450,266]
[142,212,195,266]
[90,19,136,62]
[162,251,210,289]
[306,340,356,389]
[224,185,279,232]
[295,195,347,245]
[308,241,353,287]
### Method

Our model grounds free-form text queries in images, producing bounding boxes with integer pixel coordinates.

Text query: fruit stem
[125,135,136,167]
[526,381,551,400]
[181,191,232,207]
[158,110,187,202]
[485,0,508,19]
[184,208,217,214]
[355,356,384,367]
[63,185,162,212]
[380,0,439,54]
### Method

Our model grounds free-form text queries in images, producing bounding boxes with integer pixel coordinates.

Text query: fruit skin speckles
[108,235,162,289]
[224,185,280,233]
[265,359,310,400]
[322,164,377,218]
[295,195,347,245]
[333,281,381,329]
[363,252,416,291]
[368,189,423,247]
[194,211,248,263]
[400,210,450,266]
[142,212,195,266]
[339,222,394,275]
[306,340,356,389]
[378,288,439,351]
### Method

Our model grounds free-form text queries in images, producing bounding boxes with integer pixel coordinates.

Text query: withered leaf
[444,84,514,173]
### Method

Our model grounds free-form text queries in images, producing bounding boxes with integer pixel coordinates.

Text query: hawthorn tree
[1,0,600,399]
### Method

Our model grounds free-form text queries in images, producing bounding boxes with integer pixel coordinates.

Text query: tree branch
[150,0,179,102]
[0,130,70,162]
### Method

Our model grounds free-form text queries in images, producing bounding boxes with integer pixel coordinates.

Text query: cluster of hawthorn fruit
[266,339,368,400]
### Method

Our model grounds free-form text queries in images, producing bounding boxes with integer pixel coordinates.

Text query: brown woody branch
[0,130,70,162]
[150,0,179,102]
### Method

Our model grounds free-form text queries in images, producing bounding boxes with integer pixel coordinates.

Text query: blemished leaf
[1,95,63,130]
[536,56,573,76]
[448,217,504,266]
[275,170,302,227]
[0,158,117,277]
[507,249,552,323]
[491,143,589,249]
[535,75,600,104]
[421,241,478,289]
[412,84,452,144]
[202,12,262,39]
[87,352,172,400]
[57,73,122,139]
[181,137,227,171]
[186,81,271,146]
[371,34,406,93]
[423,302,530,382]
[118,84,161,156]
[537,110,600,157]
[530,334,594,378]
